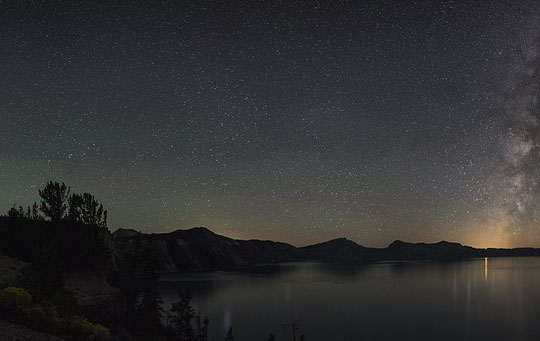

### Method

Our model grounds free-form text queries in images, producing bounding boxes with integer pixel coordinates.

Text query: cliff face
[113,227,305,272]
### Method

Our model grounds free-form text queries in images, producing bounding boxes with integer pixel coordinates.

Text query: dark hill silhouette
[300,238,371,263]
[383,240,479,260]
[113,227,540,272]
[113,227,303,271]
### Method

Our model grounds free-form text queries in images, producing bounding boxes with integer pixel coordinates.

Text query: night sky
[2,0,540,248]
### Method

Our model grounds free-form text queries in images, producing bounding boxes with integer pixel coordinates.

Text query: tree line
[8,181,107,228]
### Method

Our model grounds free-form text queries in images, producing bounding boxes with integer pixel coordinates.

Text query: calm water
[158,258,540,340]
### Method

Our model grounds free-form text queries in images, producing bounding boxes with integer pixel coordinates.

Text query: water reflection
[159,258,540,341]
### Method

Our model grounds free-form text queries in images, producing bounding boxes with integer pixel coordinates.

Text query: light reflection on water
[484,257,488,283]
[158,257,540,341]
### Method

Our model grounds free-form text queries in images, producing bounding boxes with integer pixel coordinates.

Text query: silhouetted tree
[133,276,164,340]
[195,312,209,341]
[170,291,196,340]
[7,205,24,219]
[267,334,276,341]
[30,202,41,220]
[39,181,70,221]
[162,288,211,341]
[284,321,300,341]
[68,193,107,228]
[112,234,168,341]
[67,193,82,221]
[225,327,234,341]
[7,204,42,221]
[24,202,42,220]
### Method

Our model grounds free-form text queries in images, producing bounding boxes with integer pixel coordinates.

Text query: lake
[158,257,540,340]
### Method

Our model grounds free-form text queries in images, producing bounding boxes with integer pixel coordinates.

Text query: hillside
[300,238,372,263]
[113,227,305,272]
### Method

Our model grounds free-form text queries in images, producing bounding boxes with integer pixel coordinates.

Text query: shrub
[25,304,61,334]
[68,316,111,340]
[0,286,32,317]
[24,304,111,341]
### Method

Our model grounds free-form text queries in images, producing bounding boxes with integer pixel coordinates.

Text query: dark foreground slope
[113,227,540,272]
[0,320,67,341]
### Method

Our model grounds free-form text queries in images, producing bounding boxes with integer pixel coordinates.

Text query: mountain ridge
[113,227,540,272]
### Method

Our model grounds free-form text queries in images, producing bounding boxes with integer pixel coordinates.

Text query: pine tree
[134,277,164,340]
[68,193,107,228]
[170,291,196,341]
[39,181,70,221]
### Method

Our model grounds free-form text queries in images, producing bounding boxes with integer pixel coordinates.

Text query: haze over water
[159,257,540,340]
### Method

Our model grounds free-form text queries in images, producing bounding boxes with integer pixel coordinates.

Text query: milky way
[490,18,540,247]
[2,1,540,247]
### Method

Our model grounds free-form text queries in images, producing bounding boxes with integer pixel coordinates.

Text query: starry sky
[1,0,540,248]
